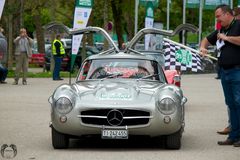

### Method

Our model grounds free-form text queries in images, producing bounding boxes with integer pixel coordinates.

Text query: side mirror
[48,96,53,104]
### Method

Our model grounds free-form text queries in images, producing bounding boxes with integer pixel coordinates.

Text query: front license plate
[101,129,128,139]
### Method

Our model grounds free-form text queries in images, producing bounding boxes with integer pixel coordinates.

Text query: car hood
[74,80,163,103]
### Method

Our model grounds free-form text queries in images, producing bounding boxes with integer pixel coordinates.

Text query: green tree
[1,0,21,69]
[111,0,124,48]
[24,0,51,54]
[1,0,239,70]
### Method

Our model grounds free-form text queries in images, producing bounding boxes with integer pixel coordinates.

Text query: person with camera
[13,28,33,85]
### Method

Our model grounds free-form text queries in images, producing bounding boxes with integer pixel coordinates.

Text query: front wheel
[165,128,183,149]
[51,127,69,149]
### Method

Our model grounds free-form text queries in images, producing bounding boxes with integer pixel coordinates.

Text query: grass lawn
[7,69,78,78]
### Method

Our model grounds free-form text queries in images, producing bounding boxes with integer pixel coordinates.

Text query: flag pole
[134,0,139,35]
[198,0,203,46]
[167,0,170,30]
[182,0,186,44]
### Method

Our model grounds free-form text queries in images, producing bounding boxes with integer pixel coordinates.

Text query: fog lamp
[60,116,67,123]
[163,116,171,124]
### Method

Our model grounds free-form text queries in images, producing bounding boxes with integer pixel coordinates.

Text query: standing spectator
[13,28,33,85]
[0,27,8,83]
[200,4,240,147]
[52,34,65,80]
[216,7,240,136]
[217,8,240,135]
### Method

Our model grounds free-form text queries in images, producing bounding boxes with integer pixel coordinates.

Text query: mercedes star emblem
[107,110,123,126]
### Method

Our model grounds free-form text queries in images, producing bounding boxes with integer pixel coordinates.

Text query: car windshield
[78,59,164,81]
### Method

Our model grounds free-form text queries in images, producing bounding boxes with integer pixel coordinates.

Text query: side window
[157,63,166,82]
[78,61,91,80]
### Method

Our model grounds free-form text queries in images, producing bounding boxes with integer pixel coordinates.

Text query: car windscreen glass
[78,59,165,81]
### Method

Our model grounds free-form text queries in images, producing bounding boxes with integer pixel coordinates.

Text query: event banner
[186,0,199,8]
[144,17,154,50]
[144,1,154,50]
[71,0,93,70]
[205,0,230,9]
[0,0,5,19]
[139,0,159,8]
[187,0,230,9]
[76,0,92,6]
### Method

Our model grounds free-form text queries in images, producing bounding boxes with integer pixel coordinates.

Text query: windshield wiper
[100,72,123,80]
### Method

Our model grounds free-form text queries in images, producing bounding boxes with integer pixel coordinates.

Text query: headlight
[55,97,73,114]
[157,97,176,115]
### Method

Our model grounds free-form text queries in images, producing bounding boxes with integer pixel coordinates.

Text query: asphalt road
[0,74,239,160]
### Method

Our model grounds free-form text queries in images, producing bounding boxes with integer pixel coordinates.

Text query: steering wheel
[89,67,106,79]
[129,66,150,79]
[138,66,150,75]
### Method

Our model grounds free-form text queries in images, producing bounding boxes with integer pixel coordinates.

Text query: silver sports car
[49,26,188,149]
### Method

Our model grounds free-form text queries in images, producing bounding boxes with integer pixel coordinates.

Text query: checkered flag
[163,38,202,72]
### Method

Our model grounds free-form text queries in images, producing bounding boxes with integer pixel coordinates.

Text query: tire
[51,127,69,149]
[165,128,182,150]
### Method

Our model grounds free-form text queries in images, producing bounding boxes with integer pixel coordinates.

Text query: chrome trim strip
[123,116,153,119]
[78,115,153,119]
[77,115,107,119]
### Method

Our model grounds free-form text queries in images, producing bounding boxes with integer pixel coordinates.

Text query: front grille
[80,109,150,126]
